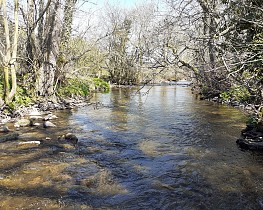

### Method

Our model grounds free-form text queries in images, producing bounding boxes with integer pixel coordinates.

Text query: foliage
[57,78,90,98]
[57,77,110,98]
[0,77,31,110]
[8,86,32,110]
[246,115,258,127]
[92,78,110,92]
[220,85,251,103]
[219,91,231,102]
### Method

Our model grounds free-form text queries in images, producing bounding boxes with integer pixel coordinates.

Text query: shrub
[57,78,90,97]
[92,78,110,93]
[220,85,251,103]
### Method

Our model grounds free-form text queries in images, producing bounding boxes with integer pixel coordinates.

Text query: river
[0,86,262,209]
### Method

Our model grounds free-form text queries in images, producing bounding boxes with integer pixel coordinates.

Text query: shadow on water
[0,86,263,209]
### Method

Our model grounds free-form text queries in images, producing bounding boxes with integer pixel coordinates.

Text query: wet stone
[14,118,31,127]
[43,121,56,128]
[0,125,10,133]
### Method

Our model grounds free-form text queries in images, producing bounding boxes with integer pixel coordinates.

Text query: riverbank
[198,91,263,152]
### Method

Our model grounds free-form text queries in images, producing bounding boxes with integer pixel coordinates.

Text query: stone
[0,126,10,133]
[59,133,78,145]
[28,110,42,116]
[33,122,41,127]
[14,118,31,127]
[29,115,43,120]
[43,114,58,121]
[237,138,263,151]
[43,121,56,128]
[18,141,41,145]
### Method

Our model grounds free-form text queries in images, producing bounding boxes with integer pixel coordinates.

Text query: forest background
[0,0,262,122]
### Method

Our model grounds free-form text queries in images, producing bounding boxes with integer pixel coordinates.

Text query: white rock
[19,141,41,145]
[28,110,42,116]
[44,114,58,121]
[43,121,56,128]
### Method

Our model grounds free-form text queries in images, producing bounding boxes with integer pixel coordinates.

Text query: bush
[8,86,32,110]
[57,78,90,97]
[220,85,251,103]
[92,78,110,93]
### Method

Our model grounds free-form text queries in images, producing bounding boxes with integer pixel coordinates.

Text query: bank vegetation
[0,0,262,122]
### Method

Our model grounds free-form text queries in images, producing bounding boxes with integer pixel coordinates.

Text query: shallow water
[0,86,262,209]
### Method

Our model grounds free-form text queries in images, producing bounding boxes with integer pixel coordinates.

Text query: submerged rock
[238,122,263,152]
[0,132,19,142]
[58,133,78,145]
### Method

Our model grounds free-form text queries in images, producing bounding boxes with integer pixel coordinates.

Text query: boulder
[237,138,263,151]
[43,121,56,128]
[58,133,78,145]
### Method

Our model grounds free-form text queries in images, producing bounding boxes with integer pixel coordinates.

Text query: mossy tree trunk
[1,0,18,104]
[56,0,77,86]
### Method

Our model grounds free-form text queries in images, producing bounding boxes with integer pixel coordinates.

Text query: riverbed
[0,86,262,209]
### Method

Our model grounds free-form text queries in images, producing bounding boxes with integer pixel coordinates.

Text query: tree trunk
[36,0,60,97]
[1,0,18,104]
[9,0,19,101]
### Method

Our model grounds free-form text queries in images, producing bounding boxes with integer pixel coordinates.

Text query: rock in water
[43,121,56,128]
[0,126,10,133]
[43,114,58,121]
[65,133,78,145]
[236,138,263,151]
[18,141,41,145]
[14,118,31,127]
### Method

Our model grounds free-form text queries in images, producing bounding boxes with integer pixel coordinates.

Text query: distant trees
[0,0,262,109]
[106,14,133,85]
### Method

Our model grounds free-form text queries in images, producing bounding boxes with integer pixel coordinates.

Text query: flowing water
[0,86,263,209]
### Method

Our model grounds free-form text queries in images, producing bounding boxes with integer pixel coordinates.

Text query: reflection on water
[0,86,263,209]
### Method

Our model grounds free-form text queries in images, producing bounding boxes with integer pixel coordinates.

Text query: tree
[0,0,19,104]
[22,0,78,97]
[102,5,136,85]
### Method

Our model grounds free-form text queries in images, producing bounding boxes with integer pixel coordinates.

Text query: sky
[74,0,155,34]
[92,0,147,8]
